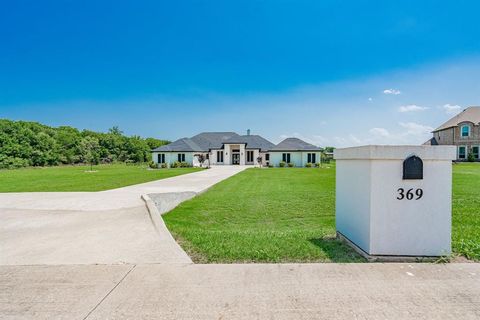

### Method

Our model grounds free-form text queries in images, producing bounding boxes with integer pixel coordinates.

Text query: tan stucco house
[425,106,480,161]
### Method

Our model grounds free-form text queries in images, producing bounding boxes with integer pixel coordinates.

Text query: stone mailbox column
[334,145,456,259]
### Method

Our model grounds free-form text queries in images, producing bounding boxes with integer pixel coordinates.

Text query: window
[157,154,165,163]
[458,146,466,159]
[307,153,316,163]
[178,153,185,162]
[282,153,291,163]
[473,146,479,159]
[265,153,270,161]
[461,125,470,137]
[216,151,224,163]
[247,151,254,162]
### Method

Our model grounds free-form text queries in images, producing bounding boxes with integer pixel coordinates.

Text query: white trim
[460,125,470,138]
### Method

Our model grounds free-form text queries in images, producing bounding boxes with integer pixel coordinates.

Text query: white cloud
[383,88,401,95]
[369,127,390,137]
[398,122,433,136]
[398,104,429,112]
[442,104,462,115]
[368,97,373,101]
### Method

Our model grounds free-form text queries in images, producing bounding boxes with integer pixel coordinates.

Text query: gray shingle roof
[423,137,438,146]
[190,132,240,150]
[152,132,241,152]
[270,137,322,151]
[433,106,480,132]
[152,138,203,152]
[223,135,276,151]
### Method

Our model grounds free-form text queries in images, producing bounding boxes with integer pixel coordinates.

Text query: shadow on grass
[308,236,366,263]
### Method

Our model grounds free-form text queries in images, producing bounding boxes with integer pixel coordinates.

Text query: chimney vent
[247,129,251,136]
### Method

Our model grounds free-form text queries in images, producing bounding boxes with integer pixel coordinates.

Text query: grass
[0,164,202,192]
[165,163,480,263]
[164,165,364,263]
[452,163,480,260]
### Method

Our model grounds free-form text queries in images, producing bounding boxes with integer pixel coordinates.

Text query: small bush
[279,161,286,167]
[180,162,191,168]
[467,152,475,162]
[161,163,168,169]
[315,163,321,168]
[305,162,312,168]
[148,161,158,169]
[287,162,294,167]
[171,161,181,168]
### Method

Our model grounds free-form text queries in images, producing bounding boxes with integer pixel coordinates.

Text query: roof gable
[223,134,275,151]
[271,137,322,151]
[433,106,480,132]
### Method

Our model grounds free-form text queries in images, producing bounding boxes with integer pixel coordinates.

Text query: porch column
[224,145,231,165]
[239,144,246,165]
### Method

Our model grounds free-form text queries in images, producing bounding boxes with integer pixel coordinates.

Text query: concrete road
[1,263,479,320]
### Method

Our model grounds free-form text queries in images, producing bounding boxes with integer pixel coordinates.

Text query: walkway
[1,263,479,319]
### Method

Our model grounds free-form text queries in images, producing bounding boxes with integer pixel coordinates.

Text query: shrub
[161,163,168,169]
[171,161,181,168]
[180,161,191,168]
[279,161,286,167]
[467,152,475,162]
[148,161,158,169]
[315,163,320,168]
[305,162,312,168]
[287,162,294,167]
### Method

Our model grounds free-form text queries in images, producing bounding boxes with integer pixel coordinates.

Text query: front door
[232,153,240,165]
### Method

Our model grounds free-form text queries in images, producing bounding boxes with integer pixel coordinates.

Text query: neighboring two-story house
[152,131,322,167]
[425,106,480,161]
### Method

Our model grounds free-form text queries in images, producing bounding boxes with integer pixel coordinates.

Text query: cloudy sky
[1,1,479,146]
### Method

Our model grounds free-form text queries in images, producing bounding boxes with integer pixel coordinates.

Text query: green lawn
[164,166,364,263]
[165,163,480,263]
[0,164,202,192]
[452,163,480,260]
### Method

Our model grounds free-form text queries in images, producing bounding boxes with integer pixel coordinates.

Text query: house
[425,106,480,161]
[151,131,323,167]
[269,138,323,167]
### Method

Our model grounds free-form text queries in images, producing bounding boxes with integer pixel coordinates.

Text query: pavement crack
[82,264,136,320]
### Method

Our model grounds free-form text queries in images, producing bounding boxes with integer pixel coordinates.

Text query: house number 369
[397,188,423,200]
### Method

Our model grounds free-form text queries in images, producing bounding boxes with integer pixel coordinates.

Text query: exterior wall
[209,149,225,165]
[151,152,195,166]
[434,122,480,161]
[245,149,260,165]
[269,151,322,167]
[434,127,455,145]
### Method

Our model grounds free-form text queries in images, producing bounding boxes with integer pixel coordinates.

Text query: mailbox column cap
[334,145,456,161]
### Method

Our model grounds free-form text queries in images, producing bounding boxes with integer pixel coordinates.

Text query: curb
[141,194,193,263]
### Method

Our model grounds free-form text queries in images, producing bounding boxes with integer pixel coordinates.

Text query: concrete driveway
[0,166,246,265]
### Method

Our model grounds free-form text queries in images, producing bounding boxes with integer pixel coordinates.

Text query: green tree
[78,136,100,171]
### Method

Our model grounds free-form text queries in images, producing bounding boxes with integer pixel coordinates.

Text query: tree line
[0,119,169,169]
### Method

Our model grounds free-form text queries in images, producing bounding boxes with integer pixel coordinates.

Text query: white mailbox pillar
[334,145,456,258]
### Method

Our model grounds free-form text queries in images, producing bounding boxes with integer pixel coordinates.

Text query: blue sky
[1,1,480,146]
